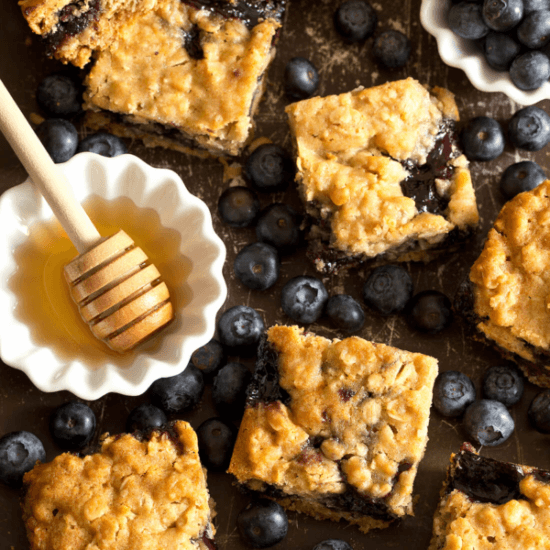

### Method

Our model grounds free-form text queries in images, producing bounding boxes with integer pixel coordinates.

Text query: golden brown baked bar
[228,325,439,533]
[22,421,216,550]
[429,444,550,550]
[455,179,550,388]
[285,78,479,274]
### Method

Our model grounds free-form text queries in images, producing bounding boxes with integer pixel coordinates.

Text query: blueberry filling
[183,24,204,60]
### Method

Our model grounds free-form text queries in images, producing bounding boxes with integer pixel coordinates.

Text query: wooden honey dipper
[0,80,174,352]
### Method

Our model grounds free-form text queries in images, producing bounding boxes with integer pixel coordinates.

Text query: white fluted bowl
[0,153,226,400]
[420,0,550,105]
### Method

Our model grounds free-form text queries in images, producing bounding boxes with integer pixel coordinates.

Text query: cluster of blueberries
[460,105,550,198]
[448,0,550,90]
[433,365,550,446]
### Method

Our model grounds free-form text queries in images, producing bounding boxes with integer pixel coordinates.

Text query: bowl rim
[420,0,550,106]
[0,152,227,400]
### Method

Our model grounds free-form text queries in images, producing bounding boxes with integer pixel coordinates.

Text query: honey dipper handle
[0,79,101,253]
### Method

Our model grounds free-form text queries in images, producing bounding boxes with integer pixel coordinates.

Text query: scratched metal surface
[1,0,550,547]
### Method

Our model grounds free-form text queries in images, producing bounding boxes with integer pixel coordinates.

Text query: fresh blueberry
[281,276,329,324]
[77,132,127,157]
[362,265,413,315]
[517,9,550,48]
[482,0,523,31]
[326,294,365,332]
[528,389,550,433]
[284,57,320,100]
[460,116,505,161]
[372,30,411,68]
[212,363,252,418]
[500,161,546,199]
[510,51,550,91]
[36,118,78,163]
[196,417,238,471]
[334,0,378,42]
[36,74,81,117]
[482,365,524,406]
[218,186,260,228]
[234,242,280,291]
[256,203,300,250]
[126,403,167,433]
[313,540,353,550]
[463,399,515,446]
[524,0,550,12]
[49,401,96,450]
[448,2,490,39]
[0,431,46,488]
[483,32,521,71]
[433,371,476,417]
[148,364,205,413]
[237,499,288,548]
[244,144,294,193]
[508,106,550,151]
[217,305,265,353]
[407,290,453,333]
[190,338,226,379]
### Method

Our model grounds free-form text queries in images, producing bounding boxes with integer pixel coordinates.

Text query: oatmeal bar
[429,444,550,550]
[22,421,216,550]
[228,325,439,533]
[285,78,479,274]
[455,179,550,388]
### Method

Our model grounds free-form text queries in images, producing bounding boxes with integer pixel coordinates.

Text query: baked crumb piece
[228,325,439,533]
[22,421,216,550]
[285,78,479,274]
[429,445,550,550]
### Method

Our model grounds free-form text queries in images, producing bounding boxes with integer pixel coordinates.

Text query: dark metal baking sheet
[1,0,550,547]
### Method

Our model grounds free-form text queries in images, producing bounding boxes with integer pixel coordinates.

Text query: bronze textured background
[1,0,550,547]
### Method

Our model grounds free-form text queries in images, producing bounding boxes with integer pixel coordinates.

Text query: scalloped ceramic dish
[0,153,226,400]
[420,0,550,105]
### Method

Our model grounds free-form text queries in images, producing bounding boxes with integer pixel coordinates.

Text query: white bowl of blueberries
[421,0,550,104]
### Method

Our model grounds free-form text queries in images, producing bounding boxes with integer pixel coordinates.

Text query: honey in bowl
[9,194,192,367]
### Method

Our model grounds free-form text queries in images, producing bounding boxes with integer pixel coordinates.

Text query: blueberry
[433,371,476,417]
[237,499,288,548]
[463,399,515,446]
[36,74,81,117]
[372,30,411,68]
[244,144,294,193]
[326,294,365,333]
[500,161,546,199]
[517,10,550,48]
[407,290,453,333]
[313,540,353,550]
[281,276,329,324]
[482,0,523,31]
[148,364,205,413]
[255,203,300,250]
[510,51,550,91]
[362,265,413,315]
[190,338,226,379]
[0,431,46,488]
[460,116,505,161]
[528,389,550,433]
[126,403,167,433]
[217,305,265,353]
[49,401,96,450]
[482,365,524,406]
[334,0,378,42]
[448,2,490,39]
[196,417,238,471]
[483,32,521,71]
[234,242,280,291]
[218,186,260,228]
[212,363,252,418]
[77,132,127,157]
[524,0,550,12]
[508,106,550,151]
[36,118,78,163]
[284,57,320,100]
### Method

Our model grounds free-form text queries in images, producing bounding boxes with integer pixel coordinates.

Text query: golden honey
[9,195,192,367]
